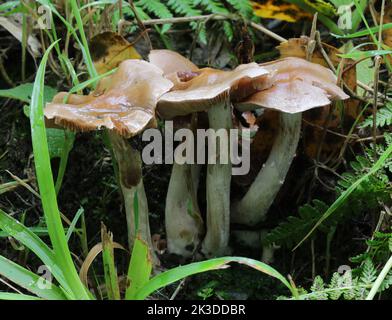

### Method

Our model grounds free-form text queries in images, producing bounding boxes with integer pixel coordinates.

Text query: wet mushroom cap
[44,59,173,138]
[156,63,271,119]
[149,49,201,89]
[235,57,349,113]
[149,49,199,75]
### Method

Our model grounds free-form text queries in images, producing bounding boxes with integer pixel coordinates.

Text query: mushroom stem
[108,131,158,264]
[165,162,203,257]
[231,112,302,225]
[201,98,232,257]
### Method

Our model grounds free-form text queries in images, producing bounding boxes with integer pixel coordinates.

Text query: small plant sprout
[156,51,271,257]
[44,59,173,265]
[232,57,349,226]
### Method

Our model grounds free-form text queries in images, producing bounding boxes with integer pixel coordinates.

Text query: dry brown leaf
[90,31,141,75]
[0,16,41,57]
[251,0,311,22]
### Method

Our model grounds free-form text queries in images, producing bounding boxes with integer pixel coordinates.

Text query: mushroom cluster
[44,49,349,264]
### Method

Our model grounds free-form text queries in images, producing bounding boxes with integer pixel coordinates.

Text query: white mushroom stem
[201,98,233,257]
[231,112,302,226]
[165,162,203,257]
[108,132,159,265]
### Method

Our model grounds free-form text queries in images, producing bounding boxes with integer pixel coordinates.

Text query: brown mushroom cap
[45,60,173,138]
[156,63,271,119]
[235,57,349,114]
[149,49,201,89]
[149,49,199,75]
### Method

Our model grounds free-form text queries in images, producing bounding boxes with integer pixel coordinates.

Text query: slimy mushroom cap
[157,63,271,119]
[235,57,349,114]
[45,59,173,138]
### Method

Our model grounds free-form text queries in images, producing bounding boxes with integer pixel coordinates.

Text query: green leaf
[0,1,20,13]
[356,55,374,96]
[333,23,392,39]
[361,103,392,128]
[339,50,392,59]
[46,128,74,159]
[101,224,120,300]
[0,292,42,300]
[29,40,91,300]
[295,142,392,250]
[0,83,57,104]
[0,255,66,300]
[134,256,294,300]
[0,209,70,293]
[125,237,152,300]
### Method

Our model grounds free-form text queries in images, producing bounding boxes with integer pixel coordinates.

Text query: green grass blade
[333,23,392,39]
[294,142,392,250]
[29,40,91,300]
[0,209,70,292]
[66,208,84,242]
[68,68,117,95]
[69,0,97,80]
[338,50,392,59]
[36,0,97,80]
[101,225,120,300]
[0,180,28,195]
[367,254,392,300]
[0,255,66,300]
[125,237,152,300]
[134,257,294,300]
[284,0,342,35]
[0,293,42,300]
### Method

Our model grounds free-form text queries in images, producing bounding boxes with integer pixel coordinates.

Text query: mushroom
[156,54,271,257]
[231,57,349,226]
[44,59,173,265]
[148,50,204,258]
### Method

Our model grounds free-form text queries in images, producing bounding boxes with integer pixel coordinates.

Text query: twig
[302,119,357,140]
[306,13,318,61]
[358,80,392,103]
[124,14,286,43]
[170,278,186,300]
[128,0,152,50]
[378,0,386,50]
[373,56,382,152]
[0,54,15,87]
[249,21,286,43]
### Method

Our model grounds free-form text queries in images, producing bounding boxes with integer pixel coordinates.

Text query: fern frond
[193,0,233,41]
[136,0,173,19]
[135,0,173,33]
[167,0,204,41]
[328,273,343,300]
[193,0,228,14]
[225,0,252,17]
[264,200,330,248]
[167,0,202,17]
[309,276,328,300]
[380,270,392,292]
[361,102,392,128]
[359,259,377,287]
